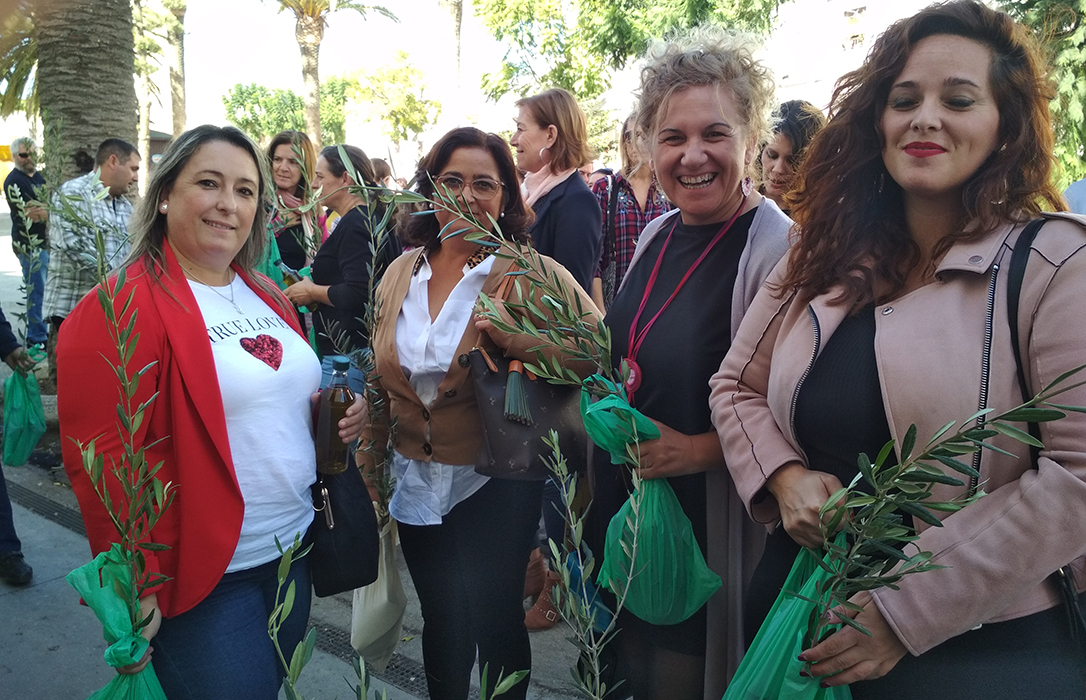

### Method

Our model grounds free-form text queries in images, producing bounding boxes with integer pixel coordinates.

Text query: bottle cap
[331,356,351,371]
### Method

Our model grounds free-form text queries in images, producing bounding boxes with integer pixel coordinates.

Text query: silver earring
[159,203,168,213]
[499,211,505,218]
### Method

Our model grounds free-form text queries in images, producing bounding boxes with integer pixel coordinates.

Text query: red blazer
[57,242,304,618]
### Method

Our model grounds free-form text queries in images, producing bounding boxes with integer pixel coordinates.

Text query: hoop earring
[539,147,552,166]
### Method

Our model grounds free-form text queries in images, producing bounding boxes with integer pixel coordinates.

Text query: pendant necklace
[623,194,747,405]
[183,265,244,314]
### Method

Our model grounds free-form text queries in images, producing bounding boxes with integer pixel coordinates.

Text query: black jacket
[528,174,603,293]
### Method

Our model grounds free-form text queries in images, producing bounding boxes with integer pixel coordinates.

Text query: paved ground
[0,210,583,700]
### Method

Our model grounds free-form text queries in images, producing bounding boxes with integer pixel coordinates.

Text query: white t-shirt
[388,253,494,526]
[189,276,322,572]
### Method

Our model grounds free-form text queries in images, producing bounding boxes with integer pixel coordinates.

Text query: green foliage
[0,4,36,118]
[804,364,1086,650]
[1000,0,1086,188]
[352,51,442,146]
[474,0,792,101]
[221,77,357,145]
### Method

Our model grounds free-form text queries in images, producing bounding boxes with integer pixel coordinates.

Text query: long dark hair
[782,0,1064,307]
[267,129,316,199]
[401,127,534,248]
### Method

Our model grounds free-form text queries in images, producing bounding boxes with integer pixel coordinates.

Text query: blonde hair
[636,26,775,178]
[516,88,595,172]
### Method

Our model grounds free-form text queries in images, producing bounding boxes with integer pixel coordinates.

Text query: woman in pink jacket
[711,2,1086,697]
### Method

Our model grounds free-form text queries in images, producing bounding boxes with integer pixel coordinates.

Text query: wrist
[767,461,807,499]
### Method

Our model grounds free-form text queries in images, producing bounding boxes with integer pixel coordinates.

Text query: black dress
[590,208,755,655]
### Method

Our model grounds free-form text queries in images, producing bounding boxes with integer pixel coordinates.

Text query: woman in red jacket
[58,125,364,700]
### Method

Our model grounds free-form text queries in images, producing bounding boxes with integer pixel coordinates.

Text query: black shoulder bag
[1005,217,1086,645]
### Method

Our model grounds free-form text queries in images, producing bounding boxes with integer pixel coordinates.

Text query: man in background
[42,138,139,382]
[3,138,49,350]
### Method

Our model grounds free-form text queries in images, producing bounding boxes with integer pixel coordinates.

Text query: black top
[592,209,756,554]
[274,223,308,272]
[528,174,603,293]
[310,207,375,356]
[0,305,20,359]
[745,305,893,638]
[4,168,47,247]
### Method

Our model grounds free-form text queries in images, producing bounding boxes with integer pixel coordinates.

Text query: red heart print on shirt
[240,334,283,370]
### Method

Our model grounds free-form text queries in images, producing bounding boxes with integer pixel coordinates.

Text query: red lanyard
[624,195,747,404]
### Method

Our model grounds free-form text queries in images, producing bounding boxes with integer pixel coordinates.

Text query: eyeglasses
[434,175,503,201]
[17,152,31,159]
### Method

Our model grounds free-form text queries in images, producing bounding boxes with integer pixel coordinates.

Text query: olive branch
[803,363,1086,650]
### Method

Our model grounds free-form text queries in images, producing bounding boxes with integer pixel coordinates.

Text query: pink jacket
[710,213,1086,656]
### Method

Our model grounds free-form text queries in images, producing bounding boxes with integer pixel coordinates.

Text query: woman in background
[758,100,825,213]
[510,88,603,293]
[591,113,672,309]
[284,145,381,390]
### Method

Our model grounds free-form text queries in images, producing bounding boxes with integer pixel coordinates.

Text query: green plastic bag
[580,377,660,465]
[582,378,721,625]
[723,535,852,700]
[66,543,168,700]
[3,370,46,466]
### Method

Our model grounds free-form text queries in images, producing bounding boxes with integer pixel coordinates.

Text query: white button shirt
[388,253,495,525]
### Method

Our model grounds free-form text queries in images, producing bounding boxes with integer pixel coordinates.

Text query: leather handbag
[470,276,589,480]
[309,449,381,597]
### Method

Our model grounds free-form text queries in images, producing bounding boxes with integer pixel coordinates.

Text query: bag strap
[1005,217,1086,642]
[1006,218,1046,449]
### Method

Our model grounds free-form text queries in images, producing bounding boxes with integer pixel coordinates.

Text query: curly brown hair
[781,0,1065,307]
[400,127,534,249]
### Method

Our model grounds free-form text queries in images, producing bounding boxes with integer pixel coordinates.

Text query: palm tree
[273,0,396,146]
[36,0,138,182]
[438,0,462,86]
[164,0,187,137]
[0,3,37,119]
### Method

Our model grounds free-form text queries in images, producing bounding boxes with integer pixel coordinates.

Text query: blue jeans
[151,552,312,700]
[0,462,21,555]
[16,248,48,345]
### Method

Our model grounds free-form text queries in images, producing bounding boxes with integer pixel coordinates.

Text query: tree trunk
[137,73,151,196]
[167,0,187,137]
[295,13,323,146]
[35,0,138,184]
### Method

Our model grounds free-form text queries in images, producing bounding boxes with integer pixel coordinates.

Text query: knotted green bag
[581,378,722,626]
[2,370,46,466]
[722,534,852,700]
[66,543,167,700]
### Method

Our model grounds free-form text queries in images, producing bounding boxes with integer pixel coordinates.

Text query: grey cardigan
[619,194,794,697]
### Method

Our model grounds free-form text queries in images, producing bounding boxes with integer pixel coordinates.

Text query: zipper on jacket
[789,304,822,444]
[969,263,1000,496]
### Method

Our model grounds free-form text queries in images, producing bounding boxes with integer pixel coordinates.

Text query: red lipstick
[904,142,946,158]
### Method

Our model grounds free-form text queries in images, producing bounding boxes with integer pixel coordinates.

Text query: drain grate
[7,480,86,536]
[309,621,430,699]
[7,476,430,699]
